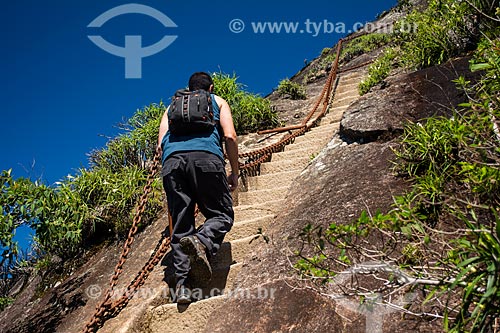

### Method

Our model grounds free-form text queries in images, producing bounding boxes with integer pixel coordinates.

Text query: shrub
[321,47,331,56]
[340,33,392,63]
[212,71,279,134]
[1,102,167,262]
[359,0,499,96]
[358,47,397,95]
[0,297,13,311]
[396,0,499,70]
[0,170,86,261]
[71,166,162,238]
[88,102,164,172]
[396,3,458,69]
[277,78,307,100]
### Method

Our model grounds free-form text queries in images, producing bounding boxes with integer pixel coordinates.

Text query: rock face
[205,57,479,333]
[0,209,172,333]
[205,142,408,333]
[205,139,417,329]
[340,57,478,144]
[205,279,345,333]
[0,17,482,333]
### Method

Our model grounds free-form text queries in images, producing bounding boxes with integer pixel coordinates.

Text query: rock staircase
[98,69,367,333]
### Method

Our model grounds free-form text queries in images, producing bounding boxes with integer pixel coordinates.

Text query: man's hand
[228,172,238,192]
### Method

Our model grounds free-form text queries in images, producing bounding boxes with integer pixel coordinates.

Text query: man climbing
[157,72,239,304]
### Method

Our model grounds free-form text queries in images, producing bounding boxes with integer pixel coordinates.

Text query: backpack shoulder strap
[210,93,220,119]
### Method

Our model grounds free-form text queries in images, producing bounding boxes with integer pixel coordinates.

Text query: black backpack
[168,89,216,135]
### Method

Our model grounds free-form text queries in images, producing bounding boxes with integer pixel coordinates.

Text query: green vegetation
[303,49,334,83]
[1,102,166,266]
[1,70,277,307]
[395,37,500,332]
[340,33,392,64]
[295,33,500,332]
[212,71,279,134]
[358,48,397,95]
[359,0,500,95]
[0,297,13,311]
[304,33,393,84]
[72,166,163,237]
[277,78,307,100]
[321,47,331,56]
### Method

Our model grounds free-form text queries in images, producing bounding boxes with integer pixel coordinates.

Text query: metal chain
[239,37,344,171]
[238,22,397,172]
[81,147,164,333]
[80,20,397,332]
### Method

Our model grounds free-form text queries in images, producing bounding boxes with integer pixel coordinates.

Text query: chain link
[82,148,164,333]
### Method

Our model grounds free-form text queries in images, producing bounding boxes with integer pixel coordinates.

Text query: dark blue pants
[162,151,234,286]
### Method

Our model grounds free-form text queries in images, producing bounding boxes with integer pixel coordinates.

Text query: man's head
[188,72,214,92]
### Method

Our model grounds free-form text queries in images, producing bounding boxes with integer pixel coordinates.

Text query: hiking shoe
[180,235,212,287]
[175,284,191,304]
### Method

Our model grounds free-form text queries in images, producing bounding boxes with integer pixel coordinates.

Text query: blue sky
[1,0,397,187]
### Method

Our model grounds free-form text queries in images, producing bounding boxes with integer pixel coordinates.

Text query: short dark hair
[188,72,213,91]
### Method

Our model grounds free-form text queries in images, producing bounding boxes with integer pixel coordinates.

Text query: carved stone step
[141,295,225,333]
[292,135,331,146]
[233,200,283,221]
[308,122,340,134]
[245,170,300,191]
[275,146,324,160]
[210,235,265,270]
[260,157,310,174]
[225,215,273,241]
[238,186,291,206]
[334,82,360,95]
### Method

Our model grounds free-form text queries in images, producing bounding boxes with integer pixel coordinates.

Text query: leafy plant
[398,0,499,70]
[309,152,318,161]
[321,47,332,56]
[397,4,456,69]
[304,51,337,84]
[445,209,500,332]
[396,0,411,11]
[340,33,392,64]
[212,71,279,134]
[358,47,397,95]
[277,78,307,100]
[393,116,469,178]
[0,297,13,311]
[294,210,402,278]
[1,103,167,265]
[359,0,499,96]
[71,166,162,237]
[88,102,164,172]
[1,170,86,260]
